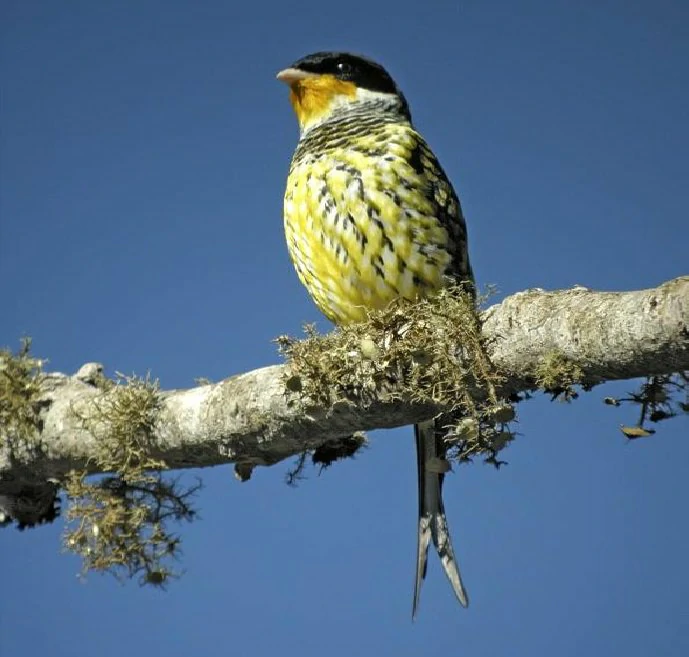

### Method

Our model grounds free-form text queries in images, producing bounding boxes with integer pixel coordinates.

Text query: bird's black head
[278,51,411,132]
[289,51,401,96]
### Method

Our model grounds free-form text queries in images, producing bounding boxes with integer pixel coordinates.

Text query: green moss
[277,285,516,466]
[0,338,44,452]
[63,373,198,585]
[535,351,584,401]
[277,286,497,409]
[71,372,165,477]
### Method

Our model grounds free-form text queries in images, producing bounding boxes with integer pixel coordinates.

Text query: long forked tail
[412,419,469,620]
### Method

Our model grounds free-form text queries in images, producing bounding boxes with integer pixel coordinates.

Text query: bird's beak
[276,68,318,85]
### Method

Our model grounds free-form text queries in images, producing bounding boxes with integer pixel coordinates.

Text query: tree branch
[2,277,687,490]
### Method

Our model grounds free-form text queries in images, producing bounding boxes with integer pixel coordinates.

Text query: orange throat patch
[288,75,357,129]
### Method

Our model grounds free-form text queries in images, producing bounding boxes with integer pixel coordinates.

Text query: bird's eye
[336,61,351,75]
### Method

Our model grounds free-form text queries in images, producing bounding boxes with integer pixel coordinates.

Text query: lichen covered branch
[1,277,687,488]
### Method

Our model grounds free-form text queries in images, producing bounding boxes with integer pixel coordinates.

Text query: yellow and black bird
[277,51,474,618]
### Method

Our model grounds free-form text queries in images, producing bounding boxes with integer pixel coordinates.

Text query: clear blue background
[1,1,687,655]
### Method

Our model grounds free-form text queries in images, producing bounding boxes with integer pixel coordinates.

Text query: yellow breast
[284,124,457,325]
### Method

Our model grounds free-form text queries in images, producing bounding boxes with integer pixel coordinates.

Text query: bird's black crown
[290,52,401,96]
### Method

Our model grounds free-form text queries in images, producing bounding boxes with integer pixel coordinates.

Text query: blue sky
[1,1,687,655]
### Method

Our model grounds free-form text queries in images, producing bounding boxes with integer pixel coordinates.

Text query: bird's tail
[412,419,469,620]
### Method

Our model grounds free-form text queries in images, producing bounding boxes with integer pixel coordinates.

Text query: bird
[277,51,474,618]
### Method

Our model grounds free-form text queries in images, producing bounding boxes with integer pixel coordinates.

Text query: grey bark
[2,277,688,490]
